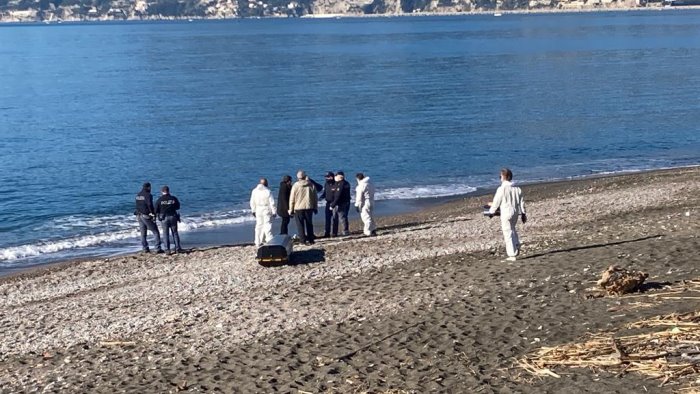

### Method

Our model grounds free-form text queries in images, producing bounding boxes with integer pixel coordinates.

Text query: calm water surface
[0,12,699,268]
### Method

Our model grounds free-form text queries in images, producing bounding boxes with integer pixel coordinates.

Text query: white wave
[376,184,477,200]
[0,209,255,262]
[0,229,138,262]
[32,214,136,233]
[582,163,700,178]
[178,214,253,231]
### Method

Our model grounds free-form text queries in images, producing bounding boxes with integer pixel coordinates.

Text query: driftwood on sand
[597,265,649,296]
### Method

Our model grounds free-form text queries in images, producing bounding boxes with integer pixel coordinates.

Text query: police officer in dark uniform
[329,171,352,237]
[135,182,163,253]
[320,171,336,238]
[155,185,183,254]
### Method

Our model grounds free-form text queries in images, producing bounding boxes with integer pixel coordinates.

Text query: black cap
[325,171,334,178]
[336,171,344,176]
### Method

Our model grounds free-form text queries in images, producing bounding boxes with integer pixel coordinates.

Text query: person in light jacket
[276,175,293,235]
[488,168,527,261]
[354,173,376,236]
[250,178,276,248]
[289,170,318,245]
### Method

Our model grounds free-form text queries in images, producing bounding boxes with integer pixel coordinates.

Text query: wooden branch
[100,341,136,346]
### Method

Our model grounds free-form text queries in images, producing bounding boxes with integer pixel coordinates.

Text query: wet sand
[1,166,699,393]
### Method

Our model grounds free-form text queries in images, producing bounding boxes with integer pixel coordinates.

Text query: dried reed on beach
[519,311,700,390]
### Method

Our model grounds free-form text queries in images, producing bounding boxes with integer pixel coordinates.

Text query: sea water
[1,12,699,270]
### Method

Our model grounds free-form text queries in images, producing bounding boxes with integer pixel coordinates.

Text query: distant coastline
[1,1,699,25]
[299,4,700,17]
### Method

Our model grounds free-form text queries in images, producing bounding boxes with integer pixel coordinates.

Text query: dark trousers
[334,203,350,235]
[138,215,161,251]
[162,215,181,251]
[324,204,335,236]
[294,209,315,243]
[279,216,290,235]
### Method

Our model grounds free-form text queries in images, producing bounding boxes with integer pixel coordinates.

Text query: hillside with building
[0,0,694,23]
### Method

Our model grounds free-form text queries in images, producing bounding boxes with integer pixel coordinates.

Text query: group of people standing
[135,168,525,261]
[250,170,376,248]
[249,167,524,259]
[134,182,183,254]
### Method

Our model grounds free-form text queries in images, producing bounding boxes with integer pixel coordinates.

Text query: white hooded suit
[250,184,276,247]
[489,180,526,258]
[354,177,376,236]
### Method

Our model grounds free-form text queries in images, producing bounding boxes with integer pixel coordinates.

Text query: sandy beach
[1,166,699,393]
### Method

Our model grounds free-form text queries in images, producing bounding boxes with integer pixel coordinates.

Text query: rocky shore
[1,166,699,392]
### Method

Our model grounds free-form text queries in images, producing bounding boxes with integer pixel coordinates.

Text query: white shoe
[505,256,517,262]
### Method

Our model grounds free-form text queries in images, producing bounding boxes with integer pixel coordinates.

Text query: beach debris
[175,379,188,391]
[518,310,700,390]
[99,341,136,347]
[588,278,700,306]
[597,265,648,295]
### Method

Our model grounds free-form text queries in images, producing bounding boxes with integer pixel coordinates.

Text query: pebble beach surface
[1,167,699,393]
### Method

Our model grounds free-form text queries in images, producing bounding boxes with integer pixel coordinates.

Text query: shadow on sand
[638,281,674,292]
[522,234,663,260]
[289,248,326,266]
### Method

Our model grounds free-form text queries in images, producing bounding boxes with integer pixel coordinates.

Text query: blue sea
[1,12,699,271]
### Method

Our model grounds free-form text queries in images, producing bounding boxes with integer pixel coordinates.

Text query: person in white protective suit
[250,178,276,248]
[354,173,377,236]
[488,168,527,261]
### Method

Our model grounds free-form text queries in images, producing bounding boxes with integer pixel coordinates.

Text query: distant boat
[494,12,502,16]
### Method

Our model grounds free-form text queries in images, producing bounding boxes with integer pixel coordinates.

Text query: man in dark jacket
[135,182,163,253]
[329,171,352,236]
[155,185,182,254]
[320,171,335,238]
[276,175,293,235]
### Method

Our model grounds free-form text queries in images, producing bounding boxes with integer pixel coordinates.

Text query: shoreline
[1,5,700,24]
[0,195,430,277]
[1,164,697,283]
[0,165,698,391]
